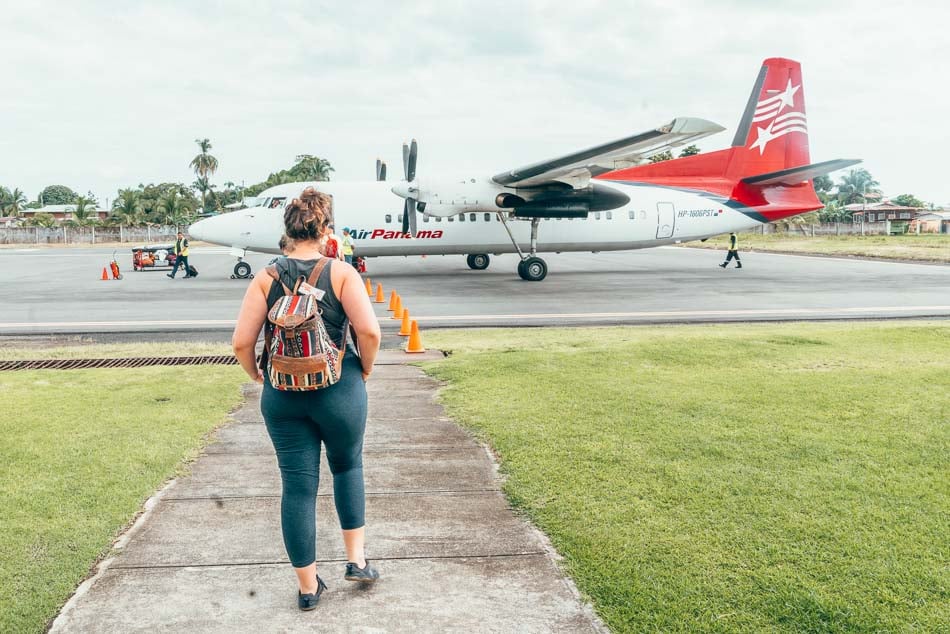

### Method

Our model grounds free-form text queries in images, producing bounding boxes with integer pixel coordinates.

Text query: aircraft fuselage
[190,179,758,257]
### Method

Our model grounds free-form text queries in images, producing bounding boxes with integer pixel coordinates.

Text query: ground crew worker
[167,231,194,278]
[341,227,355,267]
[719,232,742,269]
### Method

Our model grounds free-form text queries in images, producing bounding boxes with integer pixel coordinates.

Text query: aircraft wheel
[233,261,252,279]
[520,256,547,281]
[466,253,490,270]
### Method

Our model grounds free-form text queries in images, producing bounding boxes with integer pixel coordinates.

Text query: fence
[0,226,182,245]
[0,220,926,245]
[758,221,895,236]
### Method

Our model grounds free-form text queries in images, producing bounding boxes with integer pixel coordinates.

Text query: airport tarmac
[0,245,947,341]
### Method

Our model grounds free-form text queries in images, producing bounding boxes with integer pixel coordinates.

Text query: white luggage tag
[297,281,326,301]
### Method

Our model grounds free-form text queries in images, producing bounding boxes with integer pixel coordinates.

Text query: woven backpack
[262,258,350,391]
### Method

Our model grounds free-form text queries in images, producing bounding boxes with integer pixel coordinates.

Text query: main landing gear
[497,214,548,281]
[466,253,490,270]
[231,259,253,280]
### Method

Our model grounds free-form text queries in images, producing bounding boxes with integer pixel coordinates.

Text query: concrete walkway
[51,351,604,633]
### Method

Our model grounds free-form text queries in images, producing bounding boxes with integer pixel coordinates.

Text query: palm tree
[156,190,195,227]
[292,155,334,181]
[111,189,144,227]
[189,138,219,212]
[1,187,28,217]
[836,169,880,206]
[67,196,100,227]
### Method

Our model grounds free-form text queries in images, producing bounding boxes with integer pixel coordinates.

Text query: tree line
[0,139,334,228]
[0,143,933,228]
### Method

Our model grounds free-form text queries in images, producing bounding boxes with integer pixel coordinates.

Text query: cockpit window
[268,197,286,209]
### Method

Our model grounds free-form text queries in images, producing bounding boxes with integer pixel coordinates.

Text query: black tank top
[265,256,355,354]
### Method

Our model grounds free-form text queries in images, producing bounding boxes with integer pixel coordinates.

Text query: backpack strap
[307,256,331,288]
[260,264,292,371]
[264,264,293,295]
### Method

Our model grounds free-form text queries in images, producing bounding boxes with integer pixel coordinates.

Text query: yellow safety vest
[342,235,354,256]
[176,238,189,257]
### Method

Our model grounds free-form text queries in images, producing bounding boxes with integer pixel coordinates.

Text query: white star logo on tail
[749,80,807,154]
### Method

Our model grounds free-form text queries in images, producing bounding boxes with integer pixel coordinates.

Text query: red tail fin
[726,57,810,179]
[598,58,830,220]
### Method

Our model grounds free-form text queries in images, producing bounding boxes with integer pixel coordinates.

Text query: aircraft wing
[491,117,725,188]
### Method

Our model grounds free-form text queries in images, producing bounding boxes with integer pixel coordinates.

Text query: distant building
[915,210,950,234]
[17,204,110,222]
[847,200,925,223]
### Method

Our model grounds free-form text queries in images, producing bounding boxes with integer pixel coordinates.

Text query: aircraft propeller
[401,139,418,236]
[375,158,386,181]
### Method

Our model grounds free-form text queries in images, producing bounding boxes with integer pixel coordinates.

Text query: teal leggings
[261,354,367,568]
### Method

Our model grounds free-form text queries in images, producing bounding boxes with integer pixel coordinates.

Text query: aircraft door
[656,202,675,239]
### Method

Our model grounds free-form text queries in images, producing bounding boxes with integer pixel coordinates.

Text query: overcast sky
[3,0,949,206]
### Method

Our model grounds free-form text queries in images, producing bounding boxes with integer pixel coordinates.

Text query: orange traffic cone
[364,278,372,296]
[374,283,385,303]
[101,267,109,280]
[398,309,412,336]
[392,295,404,319]
[387,290,398,311]
[405,320,425,353]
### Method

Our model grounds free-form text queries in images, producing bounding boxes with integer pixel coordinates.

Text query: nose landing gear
[497,214,548,281]
[231,260,253,280]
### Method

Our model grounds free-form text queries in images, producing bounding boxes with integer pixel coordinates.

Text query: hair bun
[283,187,331,242]
[299,187,319,204]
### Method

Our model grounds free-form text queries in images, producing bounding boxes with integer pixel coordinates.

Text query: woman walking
[233,187,381,610]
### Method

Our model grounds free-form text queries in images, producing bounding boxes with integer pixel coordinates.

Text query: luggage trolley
[131,244,175,271]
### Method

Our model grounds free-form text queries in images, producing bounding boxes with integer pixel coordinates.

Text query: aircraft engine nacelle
[413,178,514,216]
[500,182,630,218]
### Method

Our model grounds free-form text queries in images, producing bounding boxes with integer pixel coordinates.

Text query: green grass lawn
[1,359,245,633]
[0,341,233,361]
[423,322,950,632]
[684,233,950,262]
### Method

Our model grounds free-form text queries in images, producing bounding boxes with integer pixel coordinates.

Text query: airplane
[189,57,858,281]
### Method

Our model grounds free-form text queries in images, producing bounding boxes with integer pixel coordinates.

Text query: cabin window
[484,213,491,222]
[595,212,601,220]
[628,210,635,219]
[639,210,647,220]
[397,214,403,223]
[470,213,477,222]
[423,215,430,223]
[385,214,392,223]
[458,213,465,222]
[448,215,455,222]
[606,211,613,220]
[435,216,442,222]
